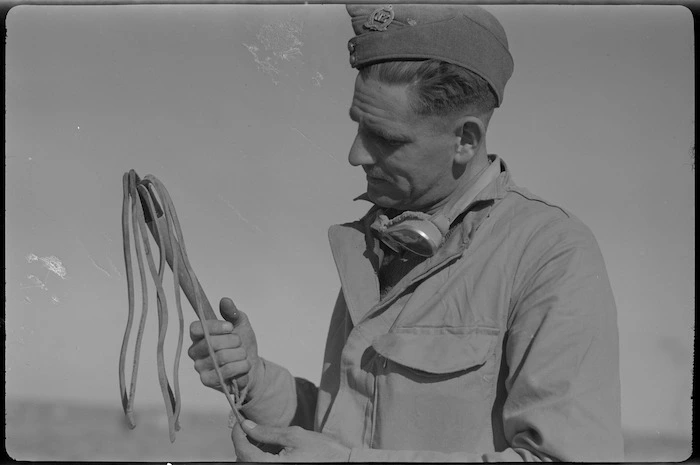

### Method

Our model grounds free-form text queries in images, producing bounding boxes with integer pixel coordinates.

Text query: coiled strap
[119,170,245,443]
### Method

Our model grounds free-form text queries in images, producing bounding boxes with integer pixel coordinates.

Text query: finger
[220,297,241,325]
[216,347,249,367]
[189,320,234,341]
[193,348,247,372]
[199,360,251,386]
[232,421,280,462]
[188,333,242,359]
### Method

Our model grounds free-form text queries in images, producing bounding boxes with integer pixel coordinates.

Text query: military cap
[346,4,514,106]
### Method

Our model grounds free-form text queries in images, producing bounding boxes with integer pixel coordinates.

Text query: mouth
[366,174,388,184]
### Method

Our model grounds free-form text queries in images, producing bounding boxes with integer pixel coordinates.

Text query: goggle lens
[379,224,437,257]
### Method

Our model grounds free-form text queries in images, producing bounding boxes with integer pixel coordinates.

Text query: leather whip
[119,170,246,442]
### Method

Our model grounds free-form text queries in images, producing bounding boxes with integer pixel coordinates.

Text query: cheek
[382,140,452,192]
[382,165,415,194]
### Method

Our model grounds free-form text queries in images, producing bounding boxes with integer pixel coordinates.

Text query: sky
[5,3,694,443]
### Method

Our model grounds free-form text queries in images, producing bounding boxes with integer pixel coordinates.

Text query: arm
[234,217,624,462]
[349,217,624,462]
[498,217,624,461]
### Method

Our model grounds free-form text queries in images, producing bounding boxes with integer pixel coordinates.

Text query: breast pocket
[370,327,500,453]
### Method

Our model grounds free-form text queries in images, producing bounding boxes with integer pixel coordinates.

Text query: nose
[348,132,375,167]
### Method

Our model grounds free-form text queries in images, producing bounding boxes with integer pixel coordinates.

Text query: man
[187,4,624,461]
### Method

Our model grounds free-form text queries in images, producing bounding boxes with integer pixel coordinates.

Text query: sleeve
[239,358,318,429]
[348,216,624,462]
[290,376,319,430]
[498,216,624,461]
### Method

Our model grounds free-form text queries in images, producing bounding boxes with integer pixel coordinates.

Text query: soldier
[188,4,624,461]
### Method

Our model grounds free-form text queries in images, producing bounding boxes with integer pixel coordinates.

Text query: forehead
[349,74,449,135]
[349,74,415,125]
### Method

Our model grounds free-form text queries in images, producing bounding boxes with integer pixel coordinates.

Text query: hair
[359,60,497,121]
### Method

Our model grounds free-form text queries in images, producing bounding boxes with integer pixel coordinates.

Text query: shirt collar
[471,154,512,203]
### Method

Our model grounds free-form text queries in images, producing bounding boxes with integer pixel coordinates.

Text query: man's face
[348,74,461,212]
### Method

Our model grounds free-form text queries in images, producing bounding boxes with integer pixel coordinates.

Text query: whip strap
[119,170,246,442]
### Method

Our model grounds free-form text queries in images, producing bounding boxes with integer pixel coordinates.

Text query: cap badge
[364,5,394,32]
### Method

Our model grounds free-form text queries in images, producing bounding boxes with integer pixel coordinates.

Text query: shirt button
[348,41,356,52]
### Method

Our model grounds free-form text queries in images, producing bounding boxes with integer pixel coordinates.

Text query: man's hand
[187,297,261,395]
[232,420,351,462]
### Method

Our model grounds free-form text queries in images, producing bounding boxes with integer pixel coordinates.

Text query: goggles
[374,217,444,257]
[369,156,504,258]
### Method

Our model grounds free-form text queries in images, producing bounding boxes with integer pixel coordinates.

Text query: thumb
[240,420,289,447]
[219,297,244,326]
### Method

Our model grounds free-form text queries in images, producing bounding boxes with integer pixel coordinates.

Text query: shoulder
[493,184,598,246]
[484,184,607,294]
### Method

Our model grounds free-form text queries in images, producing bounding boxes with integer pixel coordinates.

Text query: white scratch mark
[76,238,112,278]
[24,296,32,304]
[103,233,122,278]
[312,71,324,87]
[243,17,304,85]
[218,195,263,233]
[258,18,304,61]
[51,295,60,304]
[290,127,336,161]
[243,43,280,85]
[22,274,47,291]
[25,253,38,263]
[106,255,122,278]
[39,255,67,279]
[89,255,112,277]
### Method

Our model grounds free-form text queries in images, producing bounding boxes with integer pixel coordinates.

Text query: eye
[358,126,405,148]
[379,136,404,147]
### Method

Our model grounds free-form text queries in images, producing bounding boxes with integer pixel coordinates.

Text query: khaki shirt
[242,158,624,461]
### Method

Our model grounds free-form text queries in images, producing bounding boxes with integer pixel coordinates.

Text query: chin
[367,190,407,211]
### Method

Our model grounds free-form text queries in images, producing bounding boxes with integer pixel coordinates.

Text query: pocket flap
[371,329,498,374]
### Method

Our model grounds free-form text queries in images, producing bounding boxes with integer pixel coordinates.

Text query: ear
[454,116,486,165]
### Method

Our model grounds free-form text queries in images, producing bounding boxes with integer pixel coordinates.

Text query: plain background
[5,3,694,459]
